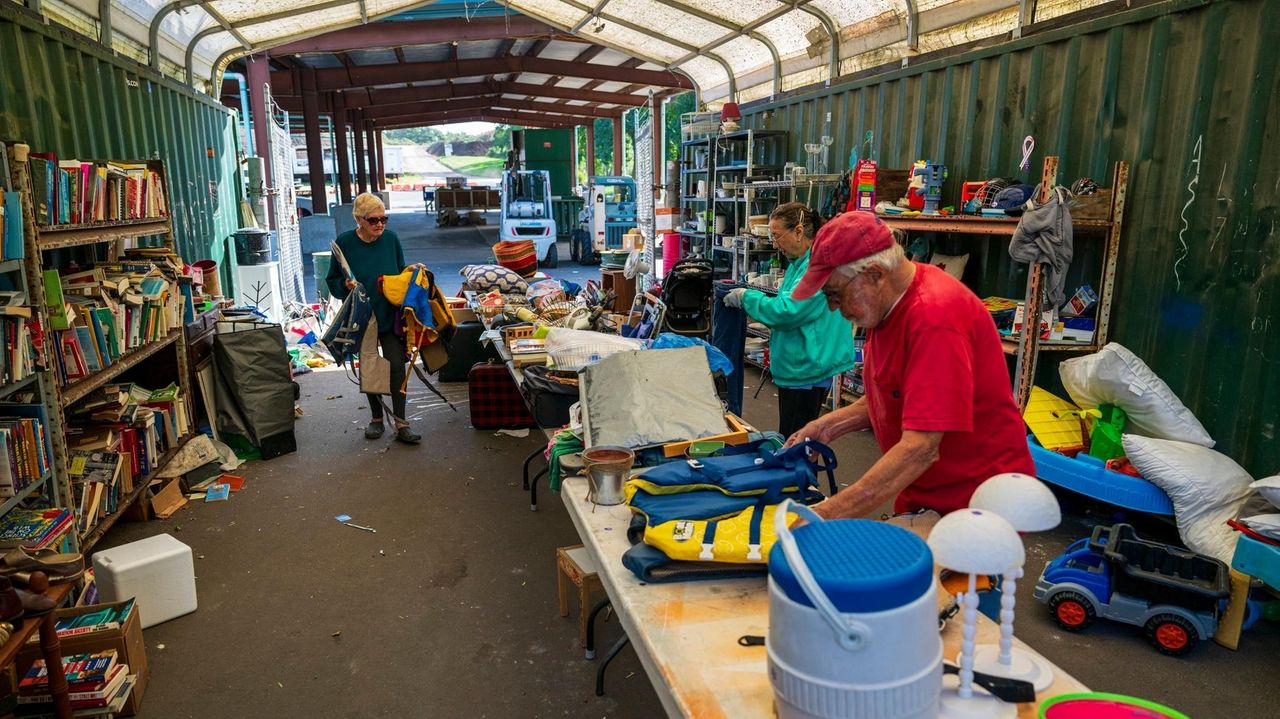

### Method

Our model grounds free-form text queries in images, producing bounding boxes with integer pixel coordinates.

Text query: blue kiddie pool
[1028,436,1174,515]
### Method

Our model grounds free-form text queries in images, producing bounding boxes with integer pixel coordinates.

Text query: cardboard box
[450,305,479,323]
[655,207,678,232]
[17,600,149,716]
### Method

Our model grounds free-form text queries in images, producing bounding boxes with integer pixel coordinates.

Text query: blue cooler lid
[769,519,933,613]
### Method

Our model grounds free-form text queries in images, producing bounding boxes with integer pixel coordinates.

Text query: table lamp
[720,102,741,133]
[928,508,1024,719]
[969,472,1062,691]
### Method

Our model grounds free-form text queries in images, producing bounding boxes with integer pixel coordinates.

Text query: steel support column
[376,131,386,189]
[301,70,328,214]
[352,109,368,195]
[332,92,354,205]
[365,122,380,192]
[244,54,274,220]
[612,116,623,176]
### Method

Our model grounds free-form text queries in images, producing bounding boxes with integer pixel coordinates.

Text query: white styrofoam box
[92,533,197,629]
[235,261,284,324]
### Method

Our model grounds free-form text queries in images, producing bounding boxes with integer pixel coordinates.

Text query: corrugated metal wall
[743,0,1280,476]
[0,3,242,282]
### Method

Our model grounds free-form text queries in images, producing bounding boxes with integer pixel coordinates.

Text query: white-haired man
[785,211,1033,521]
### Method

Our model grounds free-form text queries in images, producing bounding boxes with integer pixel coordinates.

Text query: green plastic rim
[1040,692,1191,719]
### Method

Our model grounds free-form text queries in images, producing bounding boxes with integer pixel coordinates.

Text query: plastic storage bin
[92,533,197,629]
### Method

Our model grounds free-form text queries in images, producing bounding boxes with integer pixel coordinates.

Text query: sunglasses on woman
[364,215,389,225]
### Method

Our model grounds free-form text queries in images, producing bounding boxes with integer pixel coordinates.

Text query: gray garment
[1008,185,1074,308]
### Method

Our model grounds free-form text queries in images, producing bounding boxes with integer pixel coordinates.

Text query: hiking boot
[364,421,386,440]
[394,426,422,444]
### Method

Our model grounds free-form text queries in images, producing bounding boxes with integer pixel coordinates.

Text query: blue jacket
[741,249,855,387]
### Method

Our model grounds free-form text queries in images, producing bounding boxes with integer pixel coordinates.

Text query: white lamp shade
[928,509,1025,574]
[970,473,1062,532]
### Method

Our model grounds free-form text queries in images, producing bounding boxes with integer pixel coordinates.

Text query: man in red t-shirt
[785,211,1034,520]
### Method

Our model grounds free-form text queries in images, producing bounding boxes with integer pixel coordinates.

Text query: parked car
[1033,523,1230,656]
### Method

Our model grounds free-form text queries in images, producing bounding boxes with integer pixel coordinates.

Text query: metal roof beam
[276,56,692,93]
[669,0,815,67]
[904,0,920,50]
[374,107,597,128]
[363,96,618,122]
[228,0,350,30]
[798,5,840,82]
[571,0,613,33]
[234,80,648,108]
[379,113,573,130]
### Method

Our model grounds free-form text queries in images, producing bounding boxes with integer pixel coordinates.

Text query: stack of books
[43,253,185,387]
[0,403,52,498]
[2,141,26,261]
[52,599,135,638]
[0,507,73,550]
[26,152,168,226]
[64,382,189,528]
[1,293,38,386]
[508,337,548,367]
[17,650,134,716]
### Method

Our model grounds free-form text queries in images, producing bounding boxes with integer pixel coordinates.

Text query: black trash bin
[233,227,276,265]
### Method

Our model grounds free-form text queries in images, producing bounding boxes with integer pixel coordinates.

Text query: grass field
[438,155,504,178]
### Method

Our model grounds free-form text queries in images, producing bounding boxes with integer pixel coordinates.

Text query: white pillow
[1060,343,1214,447]
[1122,434,1252,563]
[930,252,969,280]
[1251,476,1280,511]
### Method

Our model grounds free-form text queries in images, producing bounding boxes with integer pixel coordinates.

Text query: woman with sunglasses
[721,202,856,437]
[325,193,421,444]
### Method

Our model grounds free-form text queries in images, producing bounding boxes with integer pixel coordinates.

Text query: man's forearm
[815,432,941,519]
[823,396,871,438]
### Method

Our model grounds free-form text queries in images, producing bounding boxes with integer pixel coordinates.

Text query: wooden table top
[0,582,72,669]
[560,477,1087,718]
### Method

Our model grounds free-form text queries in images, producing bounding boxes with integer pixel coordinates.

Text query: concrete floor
[98,205,1279,718]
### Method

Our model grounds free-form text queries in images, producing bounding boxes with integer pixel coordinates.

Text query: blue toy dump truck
[1033,523,1230,656]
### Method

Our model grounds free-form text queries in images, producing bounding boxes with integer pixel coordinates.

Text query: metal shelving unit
[8,142,196,550]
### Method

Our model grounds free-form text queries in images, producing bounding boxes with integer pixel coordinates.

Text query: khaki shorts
[883,509,942,539]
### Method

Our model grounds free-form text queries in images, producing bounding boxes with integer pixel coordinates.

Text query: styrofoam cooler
[92,534,197,629]
[767,502,941,719]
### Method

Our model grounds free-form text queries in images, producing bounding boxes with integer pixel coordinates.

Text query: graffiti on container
[1174,134,1202,291]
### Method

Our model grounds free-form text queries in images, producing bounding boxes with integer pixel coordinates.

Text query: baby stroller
[660,257,714,338]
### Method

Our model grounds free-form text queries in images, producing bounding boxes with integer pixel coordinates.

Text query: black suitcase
[439,320,500,382]
[521,365,579,429]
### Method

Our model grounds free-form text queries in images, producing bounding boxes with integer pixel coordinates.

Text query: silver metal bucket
[582,446,635,506]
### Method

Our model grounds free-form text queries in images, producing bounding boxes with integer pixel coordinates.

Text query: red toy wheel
[1048,592,1095,631]
[1145,614,1199,656]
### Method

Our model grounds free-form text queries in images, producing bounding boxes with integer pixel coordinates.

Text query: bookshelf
[7,142,195,553]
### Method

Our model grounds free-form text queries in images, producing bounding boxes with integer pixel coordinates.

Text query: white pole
[998,566,1021,665]
[959,571,978,699]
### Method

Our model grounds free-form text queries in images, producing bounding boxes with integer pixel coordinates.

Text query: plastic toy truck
[1033,523,1230,656]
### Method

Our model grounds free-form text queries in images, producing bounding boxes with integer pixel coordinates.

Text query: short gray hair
[353,192,385,220]
[834,242,905,279]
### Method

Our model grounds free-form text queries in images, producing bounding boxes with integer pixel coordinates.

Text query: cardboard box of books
[17,599,148,716]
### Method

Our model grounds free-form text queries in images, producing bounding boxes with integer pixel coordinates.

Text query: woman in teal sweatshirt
[325,193,420,444]
[722,202,855,436]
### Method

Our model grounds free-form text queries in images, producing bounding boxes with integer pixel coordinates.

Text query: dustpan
[1023,387,1087,452]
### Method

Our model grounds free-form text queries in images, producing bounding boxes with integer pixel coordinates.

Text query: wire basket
[549,342,633,372]
[537,300,581,322]
[681,111,720,141]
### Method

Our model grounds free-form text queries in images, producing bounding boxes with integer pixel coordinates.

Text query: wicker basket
[681,111,720,141]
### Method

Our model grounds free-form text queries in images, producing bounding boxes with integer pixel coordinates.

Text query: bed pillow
[461,264,528,294]
[1060,342,1214,447]
[1122,434,1252,563]
[930,252,969,280]
[1251,476,1280,511]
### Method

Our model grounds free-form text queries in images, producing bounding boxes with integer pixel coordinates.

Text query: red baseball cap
[791,211,894,300]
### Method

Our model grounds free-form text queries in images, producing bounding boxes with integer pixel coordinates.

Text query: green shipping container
[521,128,575,198]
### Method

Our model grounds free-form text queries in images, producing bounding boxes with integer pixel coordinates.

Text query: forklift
[573,175,636,265]
[498,169,558,267]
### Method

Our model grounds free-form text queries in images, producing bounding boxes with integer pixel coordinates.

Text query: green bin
[552,197,584,241]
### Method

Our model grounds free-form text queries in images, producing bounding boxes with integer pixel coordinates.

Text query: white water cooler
[767,502,942,719]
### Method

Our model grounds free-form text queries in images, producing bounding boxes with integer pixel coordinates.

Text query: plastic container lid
[769,519,933,613]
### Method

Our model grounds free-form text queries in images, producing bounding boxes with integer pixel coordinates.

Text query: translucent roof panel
[680,55,729,97]
[714,36,773,76]
[592,81,628,93]
[513,0,588,31]
[234,7,364,44]
[574,21,686,64]
[459,40,506,60]
[811,0,897,30]
[757,14,820,56]
[606,0,727,49]
[210,0,319,24]
[688,0,785,28]
[555,77,592,89]
[592,49,634,67]
[537,41,587,61]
